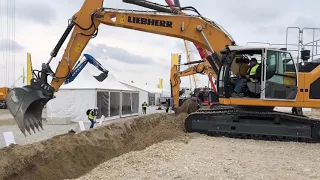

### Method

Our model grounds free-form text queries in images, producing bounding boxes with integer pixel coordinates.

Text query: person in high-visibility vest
[142,102,148,114]
[87,107,98,128]
[232,58,260,96]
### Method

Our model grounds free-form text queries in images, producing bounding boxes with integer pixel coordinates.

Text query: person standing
[87,107,98,128]
[142,102,147,114]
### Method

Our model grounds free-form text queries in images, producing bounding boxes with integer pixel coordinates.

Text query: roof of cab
[228,45,282,51]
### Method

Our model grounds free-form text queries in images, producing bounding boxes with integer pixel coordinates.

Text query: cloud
[85,43,157,65]
[293,16,317,29]
[2,1,56,25]
[5,0,320,90]
[0,39,24,51]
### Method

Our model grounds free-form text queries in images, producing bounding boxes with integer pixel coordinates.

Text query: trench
[0,113,188,180]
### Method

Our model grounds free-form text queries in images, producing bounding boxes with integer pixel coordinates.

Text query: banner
[158,78,163,89]
[171,53,182,71]
[27,53,33,85]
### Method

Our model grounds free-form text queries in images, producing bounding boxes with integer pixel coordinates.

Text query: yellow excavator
[5,0,320,142]
[170,58,218,110]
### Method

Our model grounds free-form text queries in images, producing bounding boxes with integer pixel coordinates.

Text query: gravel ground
[2,107,320,180]
[75,134,320,180]
[0,106,166,148]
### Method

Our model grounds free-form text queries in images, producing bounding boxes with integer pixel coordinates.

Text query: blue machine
[65,53,109,84]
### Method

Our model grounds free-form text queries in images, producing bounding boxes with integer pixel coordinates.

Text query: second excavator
[170,59,219,110]
[5,0,320,143]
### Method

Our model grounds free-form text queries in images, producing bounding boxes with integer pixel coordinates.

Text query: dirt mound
[177,99,199,114]
[0,113,188,180]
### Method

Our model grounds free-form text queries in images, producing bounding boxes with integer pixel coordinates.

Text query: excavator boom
[5,0,233,136]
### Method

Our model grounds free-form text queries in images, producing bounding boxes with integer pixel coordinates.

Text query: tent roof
[61,68,133,91]
[121,81,163,93]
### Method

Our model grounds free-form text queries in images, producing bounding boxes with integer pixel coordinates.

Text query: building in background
[121,82,165,107]
[46,69,140,124]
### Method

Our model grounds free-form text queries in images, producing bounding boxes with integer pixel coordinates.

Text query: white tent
[121,82,164,106]
[46,68,139,124]
[120,82,149,114]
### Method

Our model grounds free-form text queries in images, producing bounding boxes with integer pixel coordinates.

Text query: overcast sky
[0,0,320,90]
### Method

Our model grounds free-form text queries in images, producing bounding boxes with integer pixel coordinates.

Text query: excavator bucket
[5,86,53,136]
[93,71,109,82]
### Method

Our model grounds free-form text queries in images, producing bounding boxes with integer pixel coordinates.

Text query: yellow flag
[171,53,179,67]
[27,53,33,85]
[171,53,181,71]
[158,78,163,89]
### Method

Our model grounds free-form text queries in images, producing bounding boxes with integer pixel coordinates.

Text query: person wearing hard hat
[87,107,98,128]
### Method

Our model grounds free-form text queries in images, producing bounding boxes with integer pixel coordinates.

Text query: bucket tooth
[5,84,54,136]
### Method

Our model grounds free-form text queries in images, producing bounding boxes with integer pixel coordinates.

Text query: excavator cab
[217,45,298,103]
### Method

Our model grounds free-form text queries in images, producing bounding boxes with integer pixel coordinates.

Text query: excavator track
[184,105,320,143]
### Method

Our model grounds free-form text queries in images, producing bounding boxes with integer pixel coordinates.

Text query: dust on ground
[74,134,320,180]
[0,113,188,180]
[0,110,15,126]
[0,119,15,126]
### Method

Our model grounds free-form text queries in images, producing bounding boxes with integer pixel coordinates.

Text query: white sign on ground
[76,121,86,132]
[98,115,105,126]
[3,131,16,146]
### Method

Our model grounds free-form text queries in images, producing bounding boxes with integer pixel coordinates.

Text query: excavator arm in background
[164,0,217,91]
[64,53,109,84]
[5,0,236,135]
[170,59,217,110]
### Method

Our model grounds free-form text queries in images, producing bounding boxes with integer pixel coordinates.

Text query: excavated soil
[0,113,188,180]
[177,99,199,114]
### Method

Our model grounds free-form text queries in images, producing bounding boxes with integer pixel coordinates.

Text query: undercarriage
[184,105,320,143]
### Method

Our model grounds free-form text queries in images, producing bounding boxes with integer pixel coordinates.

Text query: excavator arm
[5,0,235,136]
[164,0,217,92]
[64,53,109,84]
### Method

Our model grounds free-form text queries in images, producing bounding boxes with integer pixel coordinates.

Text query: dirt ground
[1,106,320,180]
[74,134,320,180]
[0,113,187,180]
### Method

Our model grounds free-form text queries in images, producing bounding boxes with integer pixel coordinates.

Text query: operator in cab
[232,58,260,97]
